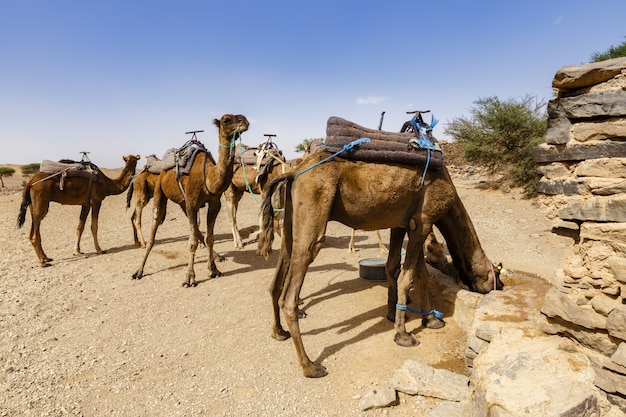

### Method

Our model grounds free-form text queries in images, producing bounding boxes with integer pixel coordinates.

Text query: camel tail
[17,185,32,228]
[258,175,292,259]
[126,180,134,209]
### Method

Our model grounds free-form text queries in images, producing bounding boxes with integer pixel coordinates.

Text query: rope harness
[395,304,444,320]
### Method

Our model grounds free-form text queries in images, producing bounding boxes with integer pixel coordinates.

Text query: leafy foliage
[591,36,626,61]
[21,163,41,176]
[0,167,15,187]
[295,138,324,153]
[444,95,546,196]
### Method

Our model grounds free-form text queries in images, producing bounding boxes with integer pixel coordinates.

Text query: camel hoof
[394,332,419,348]
[423,316,446,329]
[271,328,291,341]
[210,271,223,278]
[304,363,327,378]
[182,282,197,288]
[131,272,143,280]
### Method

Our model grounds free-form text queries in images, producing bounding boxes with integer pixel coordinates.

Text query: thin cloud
[355,96,388,105]
[553,16,562,25]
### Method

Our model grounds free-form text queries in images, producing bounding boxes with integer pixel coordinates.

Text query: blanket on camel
[40,159,100,182]
[324,117,444,168]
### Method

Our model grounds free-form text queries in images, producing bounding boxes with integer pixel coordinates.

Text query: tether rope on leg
[395,304,443,319]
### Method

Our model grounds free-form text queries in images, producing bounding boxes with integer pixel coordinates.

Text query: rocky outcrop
[534,57,626,412]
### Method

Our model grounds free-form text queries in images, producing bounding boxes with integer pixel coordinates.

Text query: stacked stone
[534,57,626,410]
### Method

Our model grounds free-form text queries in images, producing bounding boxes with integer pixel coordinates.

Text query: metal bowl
[358,258,387,281]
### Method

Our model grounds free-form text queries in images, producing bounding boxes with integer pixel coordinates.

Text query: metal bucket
[358,258,387,281]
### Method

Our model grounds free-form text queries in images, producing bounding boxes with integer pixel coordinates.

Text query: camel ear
[136,154,141,159]
[213,118,220,129]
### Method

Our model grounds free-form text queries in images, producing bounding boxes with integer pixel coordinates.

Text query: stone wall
[533,57,626,410]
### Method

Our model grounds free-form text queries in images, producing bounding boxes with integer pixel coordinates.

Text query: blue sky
[2,0,625,168]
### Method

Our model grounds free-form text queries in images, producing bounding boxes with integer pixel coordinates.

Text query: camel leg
[90,202,104,254]
[416,251,446,330]
[269,243,292,341]
[131,200,147,247]
[225,186,245,249]
[393,233,422,348]
[29,200,52,267]
[376,230,389,255]
[281,216,329,378]
[74,205,90,255]
[348,229,356,252]
[131,191,167,280]
[386,228,406,321]
[182,205,202,287]
[204,198,223,280]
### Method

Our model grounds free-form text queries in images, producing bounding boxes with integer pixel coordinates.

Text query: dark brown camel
[131,114,249,287]
[17,154,140,267]
[258,147,502,378]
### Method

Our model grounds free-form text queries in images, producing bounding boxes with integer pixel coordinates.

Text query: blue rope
[294,137,371,179]
[396,304,443,319]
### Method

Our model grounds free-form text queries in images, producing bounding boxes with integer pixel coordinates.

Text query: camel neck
[212,133,236,193]
[105,163,136,195]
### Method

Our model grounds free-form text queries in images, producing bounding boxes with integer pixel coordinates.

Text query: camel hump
[324,117,444,168]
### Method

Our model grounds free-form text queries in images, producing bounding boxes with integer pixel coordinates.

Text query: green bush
[444,95,546,196]
[21,163,41,176]
[591,36,626,61]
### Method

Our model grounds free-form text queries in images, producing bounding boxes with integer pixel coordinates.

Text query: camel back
[324,117,444,168]
[40,159,100,181]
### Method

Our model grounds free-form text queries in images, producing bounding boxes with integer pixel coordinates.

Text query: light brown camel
[17,154,141,267]
[258,150,503,378]
[126,167,160,247]
[225,156,301,248]
[131,114,249,287]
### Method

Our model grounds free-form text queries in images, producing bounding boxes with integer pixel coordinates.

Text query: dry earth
[0,165,573,416]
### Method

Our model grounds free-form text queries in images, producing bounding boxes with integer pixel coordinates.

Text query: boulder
[552,57,626,91]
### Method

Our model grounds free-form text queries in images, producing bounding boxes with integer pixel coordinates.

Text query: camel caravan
[16,111,502,378]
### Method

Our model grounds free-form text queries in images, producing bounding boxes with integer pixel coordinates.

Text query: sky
[1,0,626,168]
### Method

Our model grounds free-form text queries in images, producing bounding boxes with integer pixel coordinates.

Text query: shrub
[444,95,546,196]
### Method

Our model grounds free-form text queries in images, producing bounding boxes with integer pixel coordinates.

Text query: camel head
[213,114,250,147]
[463,259,504,293]
[123,155,141,165]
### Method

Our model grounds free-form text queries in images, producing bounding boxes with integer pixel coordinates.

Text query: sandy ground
[0,167,573,416]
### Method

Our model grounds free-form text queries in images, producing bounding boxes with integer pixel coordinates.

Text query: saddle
[234,140,286,184]
[324,117,444,168]
[40,159,100,182]
[146,140,210,178]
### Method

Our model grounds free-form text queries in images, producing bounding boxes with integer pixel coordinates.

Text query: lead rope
[294,137,371,179]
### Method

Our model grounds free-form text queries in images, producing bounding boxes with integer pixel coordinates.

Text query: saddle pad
[40,160,99,181]
[324,117,444,168]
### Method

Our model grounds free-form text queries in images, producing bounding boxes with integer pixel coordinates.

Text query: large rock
[471,329,600,417]
[557,194,626,222]
[607,306,626,341]
[559,90,626,119]
[534,141,626,163]
[541,286,607,330]
[571,117,626,142]
[389,360,470,402]
[552,57,626,91]
[575,157,626,178]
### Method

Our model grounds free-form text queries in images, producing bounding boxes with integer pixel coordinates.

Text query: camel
[126,167,160,247]
[131,114,249,287]
[257,127,502,378]
[225,154,301,248]
[17,154,141,267]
